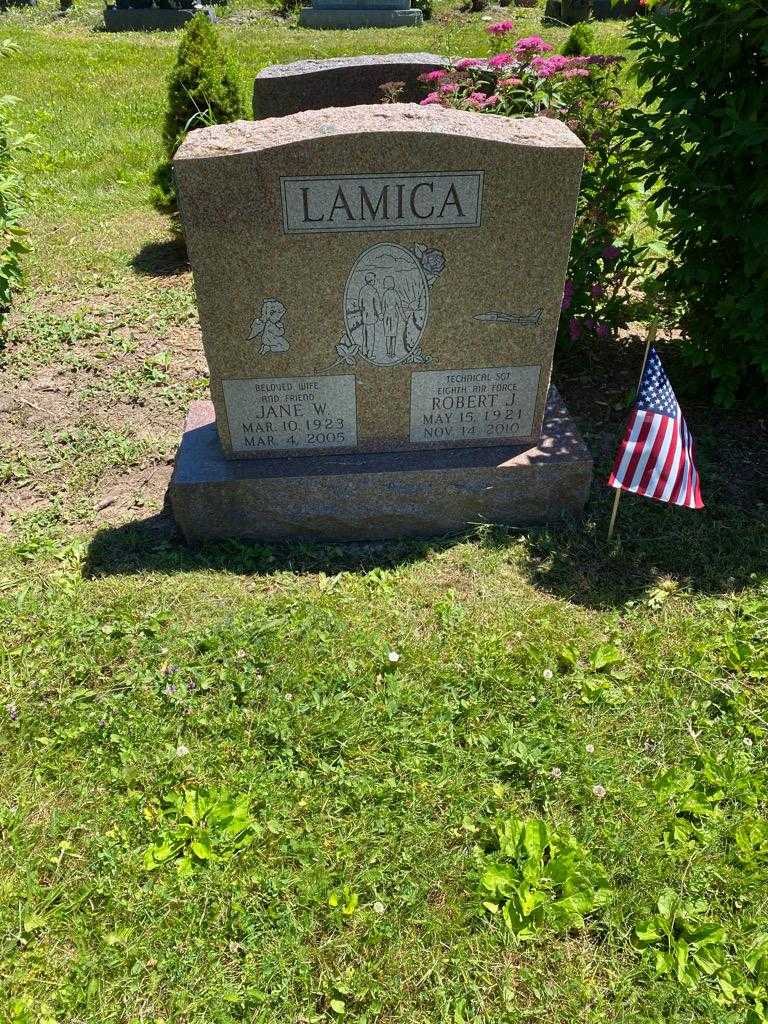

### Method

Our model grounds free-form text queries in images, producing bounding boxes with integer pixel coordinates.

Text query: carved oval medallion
[343,242,430,367]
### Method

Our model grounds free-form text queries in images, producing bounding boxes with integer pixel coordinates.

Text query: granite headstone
[297,0,422,28]
[173,105,583,459]
[169,103,593,541]
[253,54,448,119]
[103,1,215,30]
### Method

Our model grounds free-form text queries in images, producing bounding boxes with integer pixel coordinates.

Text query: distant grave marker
[103,0,215,32]
[253,55,448,119]
[297,0,422,29]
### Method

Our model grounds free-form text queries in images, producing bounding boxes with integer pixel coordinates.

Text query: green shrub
[0,39,29,336]
[262,0,303,15]
[411,0,433,18]
[152,14,244,219]
[562,20,596,54]
[558,58,656,346]
[622,0,768,407]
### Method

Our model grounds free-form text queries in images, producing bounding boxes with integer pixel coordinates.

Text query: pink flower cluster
[468,92,499,109]
[569,316,611,340]
[486,20,515,36]
[514,35,553,55]
[454,57,486,70]
[419,81,460,105]
[530,54,572,78]
[418,40,599,111]
[418,69,448,83]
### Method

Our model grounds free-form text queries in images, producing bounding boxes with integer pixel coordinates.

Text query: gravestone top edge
[255,53,447,79]
[174,105,585,164]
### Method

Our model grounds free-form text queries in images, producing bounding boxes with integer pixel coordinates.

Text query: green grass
[2,524,767,1023]
[2,3,768,1022]
[2,0,630,283]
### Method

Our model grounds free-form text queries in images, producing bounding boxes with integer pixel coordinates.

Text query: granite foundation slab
[298,6,422,26]
[253,54,447,117]
[168,388,592,543]
[103,5,215,30]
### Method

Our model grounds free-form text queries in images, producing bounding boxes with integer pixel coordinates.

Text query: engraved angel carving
[248,298,289,354]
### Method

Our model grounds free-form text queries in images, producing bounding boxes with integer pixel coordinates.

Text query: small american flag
[608,347,703,509]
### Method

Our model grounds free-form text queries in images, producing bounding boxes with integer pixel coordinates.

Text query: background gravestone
[103,0,215,31]
[253,55,447,119]
[169,104,592,541]
[545,0,642,20]
[297,0,422,28]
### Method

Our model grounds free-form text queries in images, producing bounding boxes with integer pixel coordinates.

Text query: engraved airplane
[473,306,543,326]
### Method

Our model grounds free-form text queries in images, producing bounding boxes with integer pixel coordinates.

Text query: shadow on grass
[83,511,454,579]
[506,490,767,610]
[131,239,188,277]
[83,491,767,608]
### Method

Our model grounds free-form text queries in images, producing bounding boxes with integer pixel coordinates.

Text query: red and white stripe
[608,407,703,509]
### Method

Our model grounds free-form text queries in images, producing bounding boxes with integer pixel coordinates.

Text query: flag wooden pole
[607,321,658,542]
[606,479,623,543]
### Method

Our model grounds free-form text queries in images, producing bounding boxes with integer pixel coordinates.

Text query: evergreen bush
[562,21,596,55]
[0,40,29,337]
[623,0,768,407]
[152,14,244,219]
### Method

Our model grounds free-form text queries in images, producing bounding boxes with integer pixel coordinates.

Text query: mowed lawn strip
[2,526,767,1021]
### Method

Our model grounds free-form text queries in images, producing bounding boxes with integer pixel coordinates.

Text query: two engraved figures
[340,242,445,367]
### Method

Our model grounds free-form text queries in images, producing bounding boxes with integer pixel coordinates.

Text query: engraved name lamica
[281,172,483,234]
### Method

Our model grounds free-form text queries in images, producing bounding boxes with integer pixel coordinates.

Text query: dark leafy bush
[262,0,302,15]
[419,23,654,346]
[622,0,768,407]
[411,0,433,18]
[152,14,244,218]
[0,40,29,336]
[562,21,596,55]
[557,56,656,345]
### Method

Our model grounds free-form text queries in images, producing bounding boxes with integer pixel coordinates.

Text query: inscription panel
[281,171,483,234]
[224,375,357,453]
[409,366,541,444]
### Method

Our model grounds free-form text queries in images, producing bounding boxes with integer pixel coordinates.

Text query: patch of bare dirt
[0,280,206,534]
[90,459,176,525]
